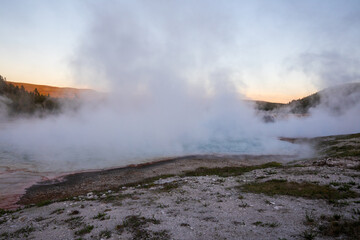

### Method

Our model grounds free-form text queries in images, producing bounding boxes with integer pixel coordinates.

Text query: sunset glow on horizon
[1,0,360,103]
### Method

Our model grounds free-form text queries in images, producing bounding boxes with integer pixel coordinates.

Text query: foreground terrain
[0,133,359,240]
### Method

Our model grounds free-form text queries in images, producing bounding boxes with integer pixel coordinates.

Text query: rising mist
[0,1,359,173]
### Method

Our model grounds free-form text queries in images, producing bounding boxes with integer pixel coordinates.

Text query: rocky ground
[0,133,359,240]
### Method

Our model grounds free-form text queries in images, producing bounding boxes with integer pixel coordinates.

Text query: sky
[1,0,360,103]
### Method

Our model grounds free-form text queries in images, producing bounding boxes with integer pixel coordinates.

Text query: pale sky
[1,0,360,103]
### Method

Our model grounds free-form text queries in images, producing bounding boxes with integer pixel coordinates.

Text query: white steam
[0,1,360,173]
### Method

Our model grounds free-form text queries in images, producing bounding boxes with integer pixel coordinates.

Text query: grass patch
[122,215,160,228]
[314,133,360,158]
[183,162,282,177]
[158,182,180,192]
[93,212,109,221]
[0,232,9,240]
[333,133,360,140]
[12,226,35,238]
[65,216,84,229]
[0,209,16,217]
[351,164,360,171]
[318,216,360,239]
[51,208,64,215]
[300,230,316,240]
[0,218,6,225]
[99,229,111,239]
[252,221,280,228]
[240,179,359,200]
[329,200,349,207]
[304,211,315,225]
[34,216,46,222]
[36,200,52,207]
[116,215,169,239]
[75,225,94,236]
[101,193,134,204]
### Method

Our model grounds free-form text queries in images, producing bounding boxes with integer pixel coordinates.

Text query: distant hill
[9,81,96,99]
[2,73,359,119]
[0,75,60,116]
[256,82,360,115]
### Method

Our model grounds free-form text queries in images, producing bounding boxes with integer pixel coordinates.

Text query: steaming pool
[0,137,307,209]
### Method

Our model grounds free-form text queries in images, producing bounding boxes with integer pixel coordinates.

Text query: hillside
[0,75,60,116]
[256,82,360,115]
[9,81,96,99]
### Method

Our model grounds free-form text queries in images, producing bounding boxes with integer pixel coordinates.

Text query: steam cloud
[0,1,360,173]
[295,52,360,88]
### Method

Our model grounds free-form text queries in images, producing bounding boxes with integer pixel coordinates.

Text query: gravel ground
[1,157,359,240]
[1,134,359,240]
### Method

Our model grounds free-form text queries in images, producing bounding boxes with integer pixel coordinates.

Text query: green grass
[351,164,360,171]
[322,145,360,158]
[101,193,134,203]
[93,212,109,221]
[252,221,280,228]
[0,209,15,217]
[318,215,360,239]
[183,162,282,177]
[75,225,94,236]
[65,216,84,229]
[158,182,180,192]
[51,208,64,215]
[301,230,316,240]
[0,232,9,240]
[304,211,315,225]
[0,218,6,225]
[34,216,46,222]
[36,200,52,207]
[12,226,35,238]
[116,215,169,239]
[122,215,160,228]
[333,133,360,140]
[314,133,360,158]
[99,229,111,239]
[240,179,359,200]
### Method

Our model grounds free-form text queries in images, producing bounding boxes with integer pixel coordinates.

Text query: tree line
[0,75,60,117]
